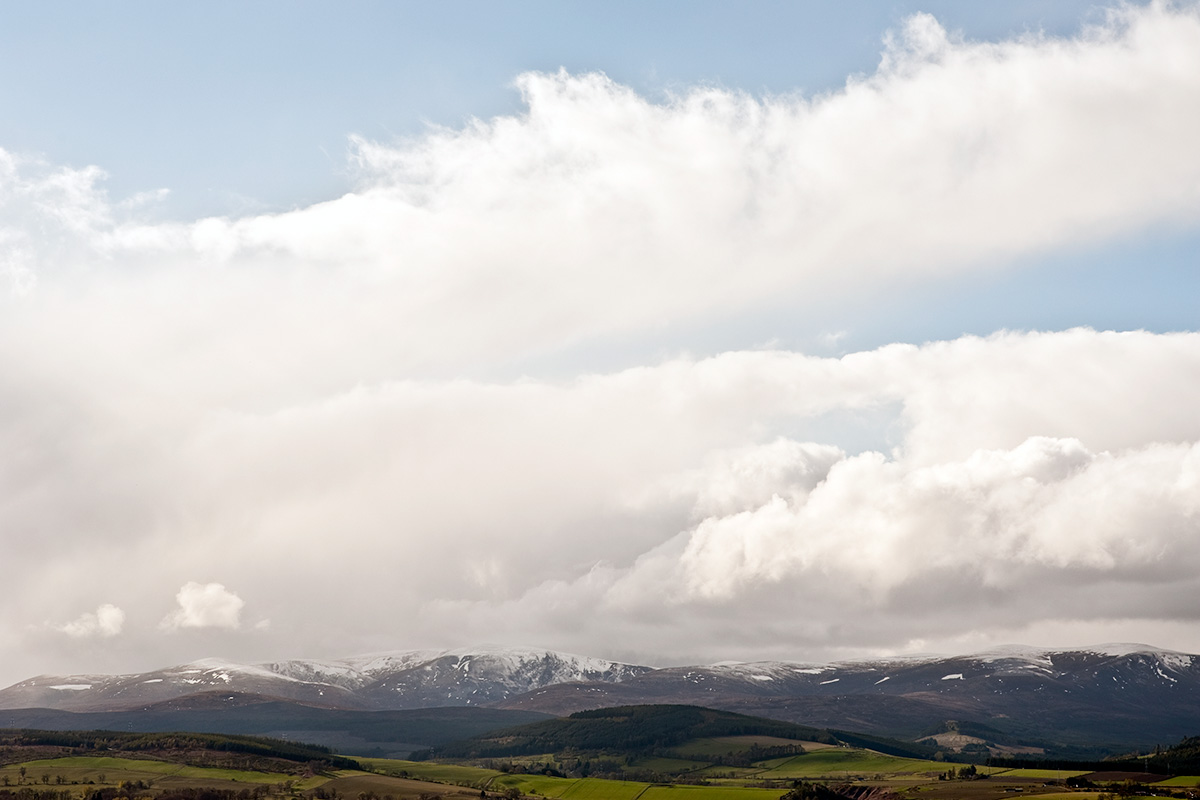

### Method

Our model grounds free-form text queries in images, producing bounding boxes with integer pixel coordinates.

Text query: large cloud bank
[2,4,1200,681]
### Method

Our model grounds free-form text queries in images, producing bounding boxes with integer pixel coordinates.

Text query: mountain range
[2,644,1197,757]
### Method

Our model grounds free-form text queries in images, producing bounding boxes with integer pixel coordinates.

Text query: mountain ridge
[3,643,1198,756]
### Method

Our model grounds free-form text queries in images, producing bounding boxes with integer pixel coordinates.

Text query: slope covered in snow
[0,647,651,712]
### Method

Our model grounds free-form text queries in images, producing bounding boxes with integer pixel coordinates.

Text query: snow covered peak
[436,645,644,674]
[1082,643,1196,670]
[1085,642,1175,658]
[970,644,1056,665]
[182,658,295,680]
[341,650,443,675]
[962,643,1195,667]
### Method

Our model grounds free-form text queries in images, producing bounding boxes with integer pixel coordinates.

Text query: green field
[488,777,779,800]
[490,774,576,796]
[360,758,503,786]
[986,768,1089,780]
[689,767,767,780]
[752,749,944,778]
[558,779,649,800]
[320,772,489,798]
[1032,796,1163,800]
[8,727,1192,800]
[669,737,811,758]
[0,757,502,800]
[639,786,784,800]
[632,757,707,774]
[0,756,302,786]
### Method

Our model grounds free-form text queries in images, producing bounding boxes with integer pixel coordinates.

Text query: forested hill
[0,730,360,772]
[418,704,832,759]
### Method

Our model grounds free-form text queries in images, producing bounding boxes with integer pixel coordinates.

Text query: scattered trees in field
[936,764,981,781]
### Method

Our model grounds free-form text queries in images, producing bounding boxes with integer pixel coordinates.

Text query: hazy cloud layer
[1,4,1200,682]
[4,329,1200,676]
[57,605,124,639]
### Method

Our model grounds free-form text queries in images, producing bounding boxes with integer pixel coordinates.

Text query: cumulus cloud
[668,436,1196,600]
[1,4,1199,404]
[161,583,245,631]
[1,5,1200,680]
[3,328,1196,670]
[57,604,124,638]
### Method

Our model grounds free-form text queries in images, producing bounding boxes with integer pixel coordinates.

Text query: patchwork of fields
[0,735,1195,800]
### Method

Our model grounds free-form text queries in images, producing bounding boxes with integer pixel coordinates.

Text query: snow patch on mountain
[183,659,302,683]
[1079,644,1196,671]
[6,642,1200,716]
[972,645,1056,665]
[708,661,816,683]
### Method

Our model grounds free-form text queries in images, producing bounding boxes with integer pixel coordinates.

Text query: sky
[1,1,1200,686]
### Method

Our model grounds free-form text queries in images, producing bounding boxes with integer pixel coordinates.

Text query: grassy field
[489,777,780,800]
[359,758,504,786]
[985,768,1090,780]
[689,767,768,780]
[1026,795,1169,800]
[491,774,580,796]
[14,736,1192,800]
[668,737,811,758]
[631,757,707,774]
[320,772,486,798]
[0,756,303,785]
[751,749,944,779]
[0,757,496,800]
[2,750,1196,800]
[639,786,784,800]
[556,779,649,800]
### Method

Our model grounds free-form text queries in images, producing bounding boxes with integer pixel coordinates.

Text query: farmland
[3,747,1198,800]
[2,708,1199,800]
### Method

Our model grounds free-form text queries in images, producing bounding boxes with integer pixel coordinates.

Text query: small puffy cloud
[57,604,124,638]
[161,582,244,631]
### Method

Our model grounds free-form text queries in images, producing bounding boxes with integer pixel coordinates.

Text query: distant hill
[0,698,552,758]
[0,728,359,772]
[4,643,1200,756]
[418,704,939,763]
[1148,735,1200,773]
[0,648,648,713]
[421,704,825,758]
[494,645,1200,755]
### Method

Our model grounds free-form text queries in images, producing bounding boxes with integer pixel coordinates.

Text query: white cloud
[0,4,1197,406]
[1,5,1200,679]
[0,327,1189,669]
[161,582,245,631]
[57,604,124,638]
[666,436,1196,600]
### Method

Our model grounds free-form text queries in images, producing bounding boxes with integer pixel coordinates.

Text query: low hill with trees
[414,704,939,762]
[0,730,359,774]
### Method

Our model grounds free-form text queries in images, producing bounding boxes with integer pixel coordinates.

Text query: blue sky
[1,2,1199,683]
[3,0,1194,358]
[1,1,1106,219]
